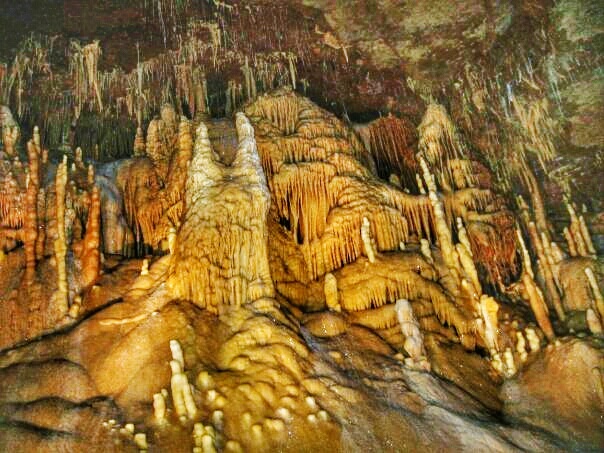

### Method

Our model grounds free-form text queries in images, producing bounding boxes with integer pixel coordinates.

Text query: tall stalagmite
[168,113,274,313]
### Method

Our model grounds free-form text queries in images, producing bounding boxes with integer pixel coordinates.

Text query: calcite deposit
[0,1,602,452]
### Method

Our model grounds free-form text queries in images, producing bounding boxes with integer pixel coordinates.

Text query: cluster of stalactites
[358,114,418,189]
[417,103,476,193]
[247,91,447,281]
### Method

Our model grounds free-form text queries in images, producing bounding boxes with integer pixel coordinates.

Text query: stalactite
[418,103,466,191]
[360,115,417,186]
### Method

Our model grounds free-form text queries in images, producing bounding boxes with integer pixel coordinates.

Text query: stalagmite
[35,187,46,261]
[525,327,541,352]
[563,227,578,257]
[491,352,504,374]
[420,239,433,264]
[516,331,528,362]
[522,273,555,341]
[134,127,146,156]
[133,433,148,450]
[324,273,341,312]
[503,348,516,377]
[168,114,274,313]
[53,156,69,314]
[395,299,430,371]
[24,135,40,284]
[584,267,604,321]
[87,164,95,187]
[567,203,589,256]
[170,360,197,420]
[170,339,185,370]
[140,259,149,276]
[361,217,376,263]
[420,156,460,274]
[479,295,499,351]
[578,215,596,255]
[153,393,167,423]
[80,185,101,288]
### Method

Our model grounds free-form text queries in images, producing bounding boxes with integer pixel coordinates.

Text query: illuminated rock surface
[0,2,602,452]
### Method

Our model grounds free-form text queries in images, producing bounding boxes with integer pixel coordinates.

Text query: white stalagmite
[168,113,274,313]
[133,433,148,450]
[503,348,516,377]
[525,327,540,352]
[420,156,460,273]
[420,239,433,264]
[153,392,167,423]
[140,259,149,276]
[170,339,185,370]
[491,352,504,374]
[479,295,498,351]
[361,216,377,263]
[395,299,430,371]
[170,359,197,420]
[516,331,528,362]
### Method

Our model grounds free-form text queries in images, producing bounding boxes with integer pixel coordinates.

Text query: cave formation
[0,1,603,452]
